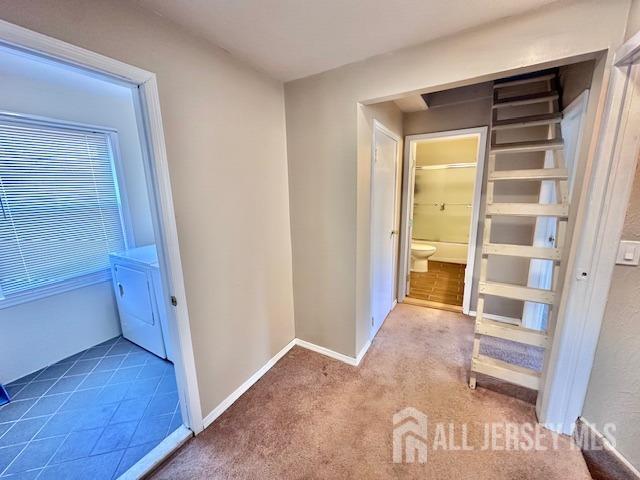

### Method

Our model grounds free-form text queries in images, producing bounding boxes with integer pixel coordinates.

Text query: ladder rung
[493,73,556,89]
[479,281,556,304]
[483,243,562,260]
[491,139,564,154]
[476,318,549,348]
[492,113,562,130]
[486,203,568,217]
[489,168,568,181]
[493,91,559,108]
[472,354,541,390]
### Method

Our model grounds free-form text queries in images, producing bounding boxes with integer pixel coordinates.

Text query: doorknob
[390,230,399,237]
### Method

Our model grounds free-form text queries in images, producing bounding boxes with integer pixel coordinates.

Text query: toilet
[411,241,437,272]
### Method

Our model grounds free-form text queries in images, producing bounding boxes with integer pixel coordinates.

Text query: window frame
[0,111,133,309]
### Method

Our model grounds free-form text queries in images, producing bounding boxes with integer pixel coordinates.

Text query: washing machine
[109,245,173,360]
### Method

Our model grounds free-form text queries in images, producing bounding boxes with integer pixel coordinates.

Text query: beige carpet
[150,304,590,479]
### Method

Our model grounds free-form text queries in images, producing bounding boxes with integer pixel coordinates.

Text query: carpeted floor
[150,304,591,479]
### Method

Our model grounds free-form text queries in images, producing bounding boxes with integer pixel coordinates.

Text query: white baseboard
[578,417,640,479]
[117,425,192,479]
[294,338,359,366]
[201,337,372,429]
[355,339,372,365]
[202,338,296,428]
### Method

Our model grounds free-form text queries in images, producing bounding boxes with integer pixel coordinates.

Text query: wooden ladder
[469,71,569,391]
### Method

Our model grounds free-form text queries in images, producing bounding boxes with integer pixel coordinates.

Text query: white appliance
[109,245,173,360]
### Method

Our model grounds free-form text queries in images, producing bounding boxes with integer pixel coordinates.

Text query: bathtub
[412,239,468,264]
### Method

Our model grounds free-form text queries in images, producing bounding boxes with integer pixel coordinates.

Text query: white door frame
[397,127,488,315]
[369,120,402,339]
[538,34,640,434]
[0,19,204,433]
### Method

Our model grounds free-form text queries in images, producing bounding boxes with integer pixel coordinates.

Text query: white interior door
[371,123,399,338]
[522,150,557,330]
[522,91,588,330]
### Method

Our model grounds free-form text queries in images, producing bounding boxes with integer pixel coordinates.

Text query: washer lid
[110,244,158,266]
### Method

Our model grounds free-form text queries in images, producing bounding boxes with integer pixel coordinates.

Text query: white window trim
[0,270,112,308]
[0,111,134,309]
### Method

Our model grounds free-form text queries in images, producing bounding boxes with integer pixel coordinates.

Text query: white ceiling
[135,0,557,82]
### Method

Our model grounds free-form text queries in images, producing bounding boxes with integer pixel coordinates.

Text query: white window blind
[0,117,127,300]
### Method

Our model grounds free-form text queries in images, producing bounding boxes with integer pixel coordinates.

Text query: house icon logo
[393,407,428,463]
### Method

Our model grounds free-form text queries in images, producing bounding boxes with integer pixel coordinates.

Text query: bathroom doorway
[398,127,487,313]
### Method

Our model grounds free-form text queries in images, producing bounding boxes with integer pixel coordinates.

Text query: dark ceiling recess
[421,67,561,109]
[494,67,558,86]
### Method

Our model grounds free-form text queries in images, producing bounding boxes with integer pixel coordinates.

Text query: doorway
[0,22,199,479]
[399,127,487,314]
[370,120,401,339]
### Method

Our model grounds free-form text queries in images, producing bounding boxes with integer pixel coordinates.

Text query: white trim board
[296,338,372,367]
[0,19,203,434]
[117,425,192,480]
[202,337,372,429]
[577,417,640,479]
[355,339,373,365]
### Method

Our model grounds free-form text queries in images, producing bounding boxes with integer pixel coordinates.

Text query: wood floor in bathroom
[408,261,466,307]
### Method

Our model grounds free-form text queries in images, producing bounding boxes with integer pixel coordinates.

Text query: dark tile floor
[0,336,182,480]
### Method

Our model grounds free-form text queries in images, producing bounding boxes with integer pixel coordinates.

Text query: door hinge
[170,295,178,307]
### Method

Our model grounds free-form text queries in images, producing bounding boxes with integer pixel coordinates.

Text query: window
[0,115,127,306]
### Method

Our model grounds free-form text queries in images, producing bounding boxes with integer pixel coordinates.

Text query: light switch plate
[616,240,640,266]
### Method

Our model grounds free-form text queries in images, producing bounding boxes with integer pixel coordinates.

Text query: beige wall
[404,98,491,136]
[626,0,640,40]
[415,136,478,166]
[582,163,640,471]
[285,0,629,356]
[0,0,295,417]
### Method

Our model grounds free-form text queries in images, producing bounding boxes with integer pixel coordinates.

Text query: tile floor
[0,336,182,480]
[409,260,466,306]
